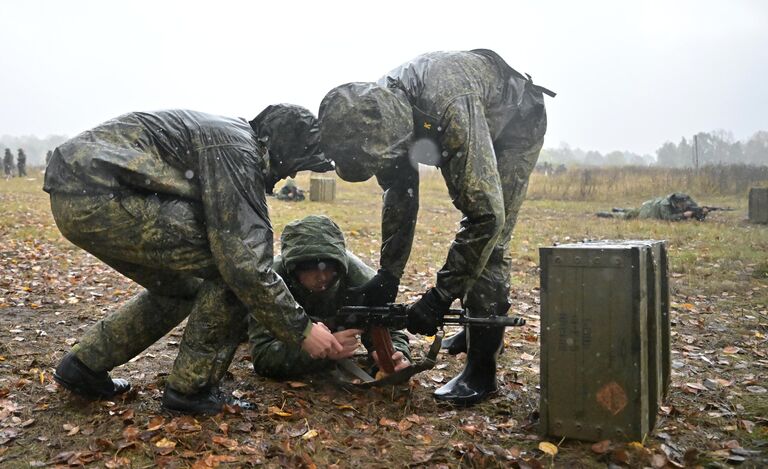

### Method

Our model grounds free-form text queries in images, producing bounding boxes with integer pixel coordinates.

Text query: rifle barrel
[443,315,526,327]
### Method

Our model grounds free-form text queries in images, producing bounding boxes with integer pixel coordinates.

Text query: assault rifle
[691,205,735,221]
[334,304,525,379]
[336,304,526,330]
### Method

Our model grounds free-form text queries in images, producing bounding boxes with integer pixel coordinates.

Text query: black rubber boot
[162,385,256,415]
[433,325,504,406]
[53,352,131,400]
[440,328,467,355]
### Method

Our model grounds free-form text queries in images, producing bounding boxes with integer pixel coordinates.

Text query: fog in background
[2,0,767,165]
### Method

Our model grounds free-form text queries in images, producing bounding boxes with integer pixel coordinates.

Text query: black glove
[406,288,452,336]
[345,269,400,306]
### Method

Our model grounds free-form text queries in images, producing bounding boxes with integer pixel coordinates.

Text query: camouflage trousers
[454,138,544,318]
[50,192,247,394]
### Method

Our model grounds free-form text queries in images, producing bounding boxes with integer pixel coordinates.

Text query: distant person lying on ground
[596,192,705,221]
[275,178,305,201]
[248,215,411,379]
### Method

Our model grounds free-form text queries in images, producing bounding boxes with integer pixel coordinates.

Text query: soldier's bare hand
[372,351,411,373]
[301,322,343,359]
[327,329,362,360]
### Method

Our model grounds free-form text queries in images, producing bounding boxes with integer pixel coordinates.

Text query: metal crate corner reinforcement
[539,240,669,441]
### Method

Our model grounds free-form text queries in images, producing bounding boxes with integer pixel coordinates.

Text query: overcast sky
[2,0,766,156]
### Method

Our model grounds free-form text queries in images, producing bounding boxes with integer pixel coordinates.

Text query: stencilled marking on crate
[552,250,626,268]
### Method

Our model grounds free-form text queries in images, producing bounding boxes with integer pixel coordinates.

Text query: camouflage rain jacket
[43,109,319,346]
[3,149,12,174]
[333,49,550,303]
[249,215,411,378]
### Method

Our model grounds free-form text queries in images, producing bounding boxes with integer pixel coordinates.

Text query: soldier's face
[296,262,339,293]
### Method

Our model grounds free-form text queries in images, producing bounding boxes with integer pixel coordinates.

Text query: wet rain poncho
[249,215,410,378]
[320,49,552,311]
[44,108,330,347]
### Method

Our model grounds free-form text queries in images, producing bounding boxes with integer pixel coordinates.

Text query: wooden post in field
[749,187,768,224]
[693,134,699,170]
[309,172,336,202]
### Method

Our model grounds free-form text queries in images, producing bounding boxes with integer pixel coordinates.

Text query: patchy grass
[0,168,767,467]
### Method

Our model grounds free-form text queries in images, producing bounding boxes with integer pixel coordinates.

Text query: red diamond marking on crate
[596,381,628,415]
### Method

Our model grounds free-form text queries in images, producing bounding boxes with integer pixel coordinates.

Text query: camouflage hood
[318,82,413,182]
[280,215,348,276]
[250,104,334,191]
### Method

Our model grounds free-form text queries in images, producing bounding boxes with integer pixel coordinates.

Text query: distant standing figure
[17,149,27,177]
[3,149,13,178]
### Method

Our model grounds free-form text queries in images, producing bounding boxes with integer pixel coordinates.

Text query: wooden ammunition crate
[749,187,768,224]
[309,175,336,202]
[539,240,669,441]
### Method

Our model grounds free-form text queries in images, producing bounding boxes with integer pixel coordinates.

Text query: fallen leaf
[459,424,477,436]
[539,442,558,456]
[684,382,707,393]
[155,438,176,449]
[146,416,164,431]
[398,419,413,432]
[268,406,292,417]
[212,435,238,450]
[723,440,741,449]
[122,426,139,441]
[63,423,80,436]
[746,385,767,394]
[739,420,755,433]
[105,456,131,468]
[287,381,308,388]
[722,346,740,354]
[612,449,630,464]
[591,440,611,454]
[379,417,398,427]
[302,429,318,440]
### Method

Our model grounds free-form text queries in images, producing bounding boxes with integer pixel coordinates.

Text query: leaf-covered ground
[0,171,766,468]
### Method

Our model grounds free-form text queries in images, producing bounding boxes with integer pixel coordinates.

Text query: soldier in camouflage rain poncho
[16,148,27,177]
[45,106,345,414]
[597,193,703,221]
[319,49,553,405]
[3,148,13,177]
[249,215,411,378]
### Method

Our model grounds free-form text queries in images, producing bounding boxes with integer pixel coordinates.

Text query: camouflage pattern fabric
[249,215,411,378]
[636,193,699,220]
[319,49,550,318]
[3,149,13,176]
[45,108,329,394]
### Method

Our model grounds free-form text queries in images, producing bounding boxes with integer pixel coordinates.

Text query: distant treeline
[540,130,767,168]
[526,164,768,201]
[0,135,68,166]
